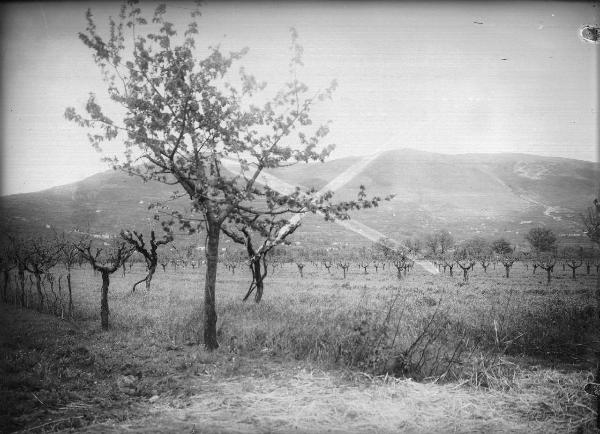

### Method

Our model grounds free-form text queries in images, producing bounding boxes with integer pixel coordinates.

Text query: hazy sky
[1,1,598,195]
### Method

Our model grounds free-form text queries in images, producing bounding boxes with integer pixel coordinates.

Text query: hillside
[1,149,598,247]
[0,170,183,236]
[268,149,599,247]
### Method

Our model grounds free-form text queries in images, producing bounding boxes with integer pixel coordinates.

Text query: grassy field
[1,260,598,432]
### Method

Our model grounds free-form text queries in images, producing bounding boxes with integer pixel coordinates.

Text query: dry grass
[80,363,595,433]
[66,262,596,357]
[2,260,598,432]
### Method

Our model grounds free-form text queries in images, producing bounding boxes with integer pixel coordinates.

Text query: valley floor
[1,303,596,434]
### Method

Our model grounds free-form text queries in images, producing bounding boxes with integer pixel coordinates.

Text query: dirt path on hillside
[1,304,595,434]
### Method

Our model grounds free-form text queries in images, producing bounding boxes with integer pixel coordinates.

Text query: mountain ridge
[4,148,597,199]
[1,149,598,247]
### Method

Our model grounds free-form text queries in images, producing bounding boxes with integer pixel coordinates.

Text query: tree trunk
[546,268,552,285]
[34,272,44,312]
[570,267,576,280]
[100,270,110,330]
[1,270,8,303]
[18,267,25,307]
[67,271,73,318]
[8,272,13,305]
[448,266,453,277]
[146,265,156,290]
[504,265,510,278]
[203,220,220,350]
[242,257,266,303]
[132,264,157,292]
[395,266,402,279]
[252,259,264,302]
[57,275,63,317]
[254,264,264,303]
[462,268,468,282]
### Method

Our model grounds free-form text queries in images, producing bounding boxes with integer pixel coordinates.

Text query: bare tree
[455,245,476,283]
[223,229,279,303]
[221,222,300,302]
[158,251,170,273]
[563,246,583,280]
[375,239,411,279]
[24,237,59,312]
[57,233,82,318]
[479,255,492,273]
[0,244,15,304]
[357,260,369,274]
[295,261,306,279]
[8,236,29,307]
[75,237,133,330]
[120,229,173,292]
[582,248,595,275]
[439,253,455,277]
[500,254,516,278]
[240,231,270,302]
[337,258,351,279]
[535,253,556,286]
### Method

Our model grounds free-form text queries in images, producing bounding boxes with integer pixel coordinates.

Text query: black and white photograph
[1,1,599,432]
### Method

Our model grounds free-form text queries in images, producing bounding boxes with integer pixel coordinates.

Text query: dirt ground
[1,303,596,433]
